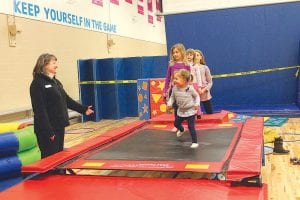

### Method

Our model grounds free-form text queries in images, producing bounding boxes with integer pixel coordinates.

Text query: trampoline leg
[210,173,226,180]
[66,169,76,175]
[230,175,262,187]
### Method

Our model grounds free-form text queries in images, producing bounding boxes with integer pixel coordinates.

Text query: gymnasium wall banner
[0,0,166,44]
[161,0,300,15]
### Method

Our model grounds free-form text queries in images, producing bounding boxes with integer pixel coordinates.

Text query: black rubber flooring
[87,127,238,162]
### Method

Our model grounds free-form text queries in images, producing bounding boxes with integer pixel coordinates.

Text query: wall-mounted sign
[0,0,166,44]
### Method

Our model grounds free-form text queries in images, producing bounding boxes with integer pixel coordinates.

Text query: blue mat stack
[0,125,41,191]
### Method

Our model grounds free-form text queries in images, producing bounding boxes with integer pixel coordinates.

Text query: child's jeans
[174,115,197,143]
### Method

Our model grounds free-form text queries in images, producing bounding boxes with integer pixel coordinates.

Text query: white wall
[0,13,167,114]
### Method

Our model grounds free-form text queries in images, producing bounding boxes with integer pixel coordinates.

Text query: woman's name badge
[45,84,52,88]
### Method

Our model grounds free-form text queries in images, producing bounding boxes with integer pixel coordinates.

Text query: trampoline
[66,126,241,172]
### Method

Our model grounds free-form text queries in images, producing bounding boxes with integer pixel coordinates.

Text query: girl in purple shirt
[163,43,191,131]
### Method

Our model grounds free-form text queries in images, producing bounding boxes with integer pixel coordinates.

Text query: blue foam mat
[214,104,300,117]
[0,176,23,192]
[264,117,288,126]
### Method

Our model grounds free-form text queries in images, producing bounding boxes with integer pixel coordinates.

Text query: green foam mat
[17,146,41,166]
[15,126,38,152]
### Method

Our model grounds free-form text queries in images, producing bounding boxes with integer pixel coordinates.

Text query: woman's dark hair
[32,53,57,77]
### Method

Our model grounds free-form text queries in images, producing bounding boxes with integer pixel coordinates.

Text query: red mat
[226,118,264,180]
[0,175,267,200]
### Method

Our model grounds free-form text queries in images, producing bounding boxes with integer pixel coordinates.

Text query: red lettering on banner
[148,15,153,24]
[156,0,161,22]
[138,0,144,15]
[110,0,119,5]
[92,0,103,6]
[148,0,153,24]
[147,0,153,12]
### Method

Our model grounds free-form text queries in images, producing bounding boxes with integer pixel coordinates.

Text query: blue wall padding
[0,156,21,180]
[96,59,118,119]
[141,56,168,78]
[117,57,140,117]
[78,59,95,81]
[100,84,119,119]
[118,84,138,117]
[165,2,300,107]
[137,79,151,120]
[121,57,143,79]
[0,132,18,156]
[297,73,300,108]
[80,84,99,121]
[79,56,168,120]
[97,58,138,119]
[78,59,100,121]
[297,42,300,108]
[95,58,122,80]
[141,57,154,78]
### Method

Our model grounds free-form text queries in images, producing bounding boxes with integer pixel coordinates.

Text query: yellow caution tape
[212,65,300,79]
[80,80,137,85]
[79,66,299,84]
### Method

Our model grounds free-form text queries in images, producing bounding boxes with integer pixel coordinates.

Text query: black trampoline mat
[87,127,238,162]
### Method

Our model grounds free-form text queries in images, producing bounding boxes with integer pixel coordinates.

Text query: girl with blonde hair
[186,48,202,119]
[194,49,213,114]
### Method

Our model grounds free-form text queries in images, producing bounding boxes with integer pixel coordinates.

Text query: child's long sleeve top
[167,85,200,117]
[199,64,213,101]
[163,62,191,94]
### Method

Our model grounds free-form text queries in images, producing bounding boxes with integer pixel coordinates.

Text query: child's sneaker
[190,143,199,148]
[176,129,184,137]
[171,127,178,132]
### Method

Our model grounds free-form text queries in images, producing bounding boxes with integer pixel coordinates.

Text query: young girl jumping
[167,69,200,149]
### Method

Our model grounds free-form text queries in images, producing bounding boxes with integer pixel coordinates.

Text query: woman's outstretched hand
[85,105,94,115]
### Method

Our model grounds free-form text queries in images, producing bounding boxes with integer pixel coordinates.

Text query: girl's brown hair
[174,69,191,82]
[186,48,195,56]
[32,53,57,77]
[169,43,188,66]
[194,49,206,65]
